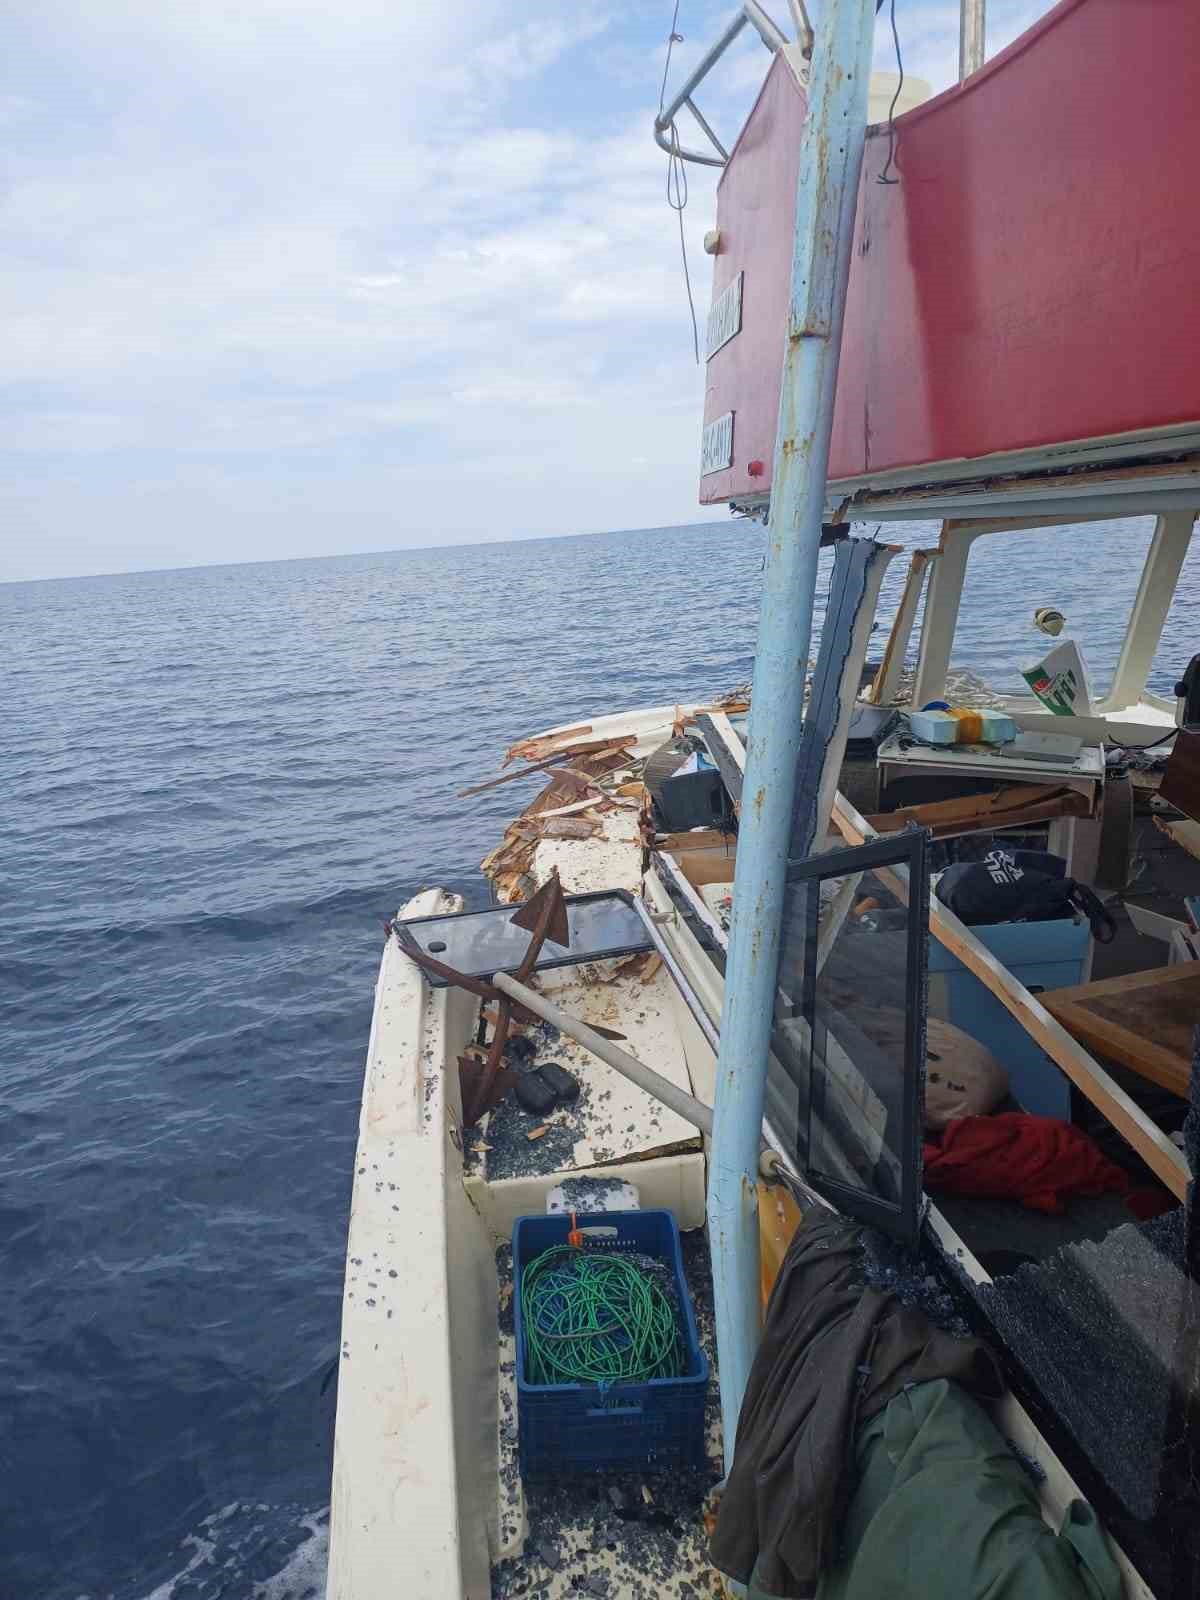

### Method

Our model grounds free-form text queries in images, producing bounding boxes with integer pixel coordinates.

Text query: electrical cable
[877,0,903,185]
[521,1244,683,1386]
[667,125,701,364]
[658,0,683,111]
[659,0,701,363]
[1104,728,1178,755]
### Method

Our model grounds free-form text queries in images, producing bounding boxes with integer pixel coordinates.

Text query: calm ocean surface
[3,518,1196,1599]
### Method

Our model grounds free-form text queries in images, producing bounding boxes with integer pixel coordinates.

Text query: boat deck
[329,688,1196,1600]
[465,961,702,1187]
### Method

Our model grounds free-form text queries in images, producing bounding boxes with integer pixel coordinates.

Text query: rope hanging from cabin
[659,0,700,363]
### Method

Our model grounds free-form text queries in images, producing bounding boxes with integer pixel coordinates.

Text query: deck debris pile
[475,699,748,903]
[471,1028,590,1182]
[474,730,645,904]
[461,686,1199,1590]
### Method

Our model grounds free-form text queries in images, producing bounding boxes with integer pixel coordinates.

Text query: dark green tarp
[711,1216,1004,1596]
[756,1378,1123,1600]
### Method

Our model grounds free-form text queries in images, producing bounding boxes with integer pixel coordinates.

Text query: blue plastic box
[928,916,1089,1118]
[909,707,1018,745]
[512,1208,708,1478]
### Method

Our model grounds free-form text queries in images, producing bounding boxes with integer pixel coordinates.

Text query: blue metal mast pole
[708,0,881,1467]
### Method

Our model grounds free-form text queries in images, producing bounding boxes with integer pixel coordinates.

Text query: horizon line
[0,514,741,588]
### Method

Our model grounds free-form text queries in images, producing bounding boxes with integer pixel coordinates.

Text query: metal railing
[656,0,989,169]
[653,1,809,168]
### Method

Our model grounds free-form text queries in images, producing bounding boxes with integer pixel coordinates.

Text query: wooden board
[866,782,1091,841]
[656,827,737,854]
[1159,727,1200,824]
[1042,965,1200,1099]
[1155,815,1200,863]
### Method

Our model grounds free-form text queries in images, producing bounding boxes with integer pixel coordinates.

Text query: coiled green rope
[521,1245,683,1386]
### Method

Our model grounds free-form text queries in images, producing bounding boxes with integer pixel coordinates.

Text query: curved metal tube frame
[653,2,792,168]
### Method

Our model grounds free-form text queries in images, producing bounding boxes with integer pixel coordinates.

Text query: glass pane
[955,517,1158,701]
[401,891,650,984]
[765,834,928,1244]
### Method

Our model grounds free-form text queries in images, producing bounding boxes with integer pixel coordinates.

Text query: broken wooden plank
[832,790,1190,1201]
[544,767,641,806]
[758,1177,804,1312]
[1160,726,1200,823]
[480,753,629,902]
[458,738,636,798]
[503,723,593,764]
[535,796,609,820]
[869,548,935,705]
[866,782,1091,841]
[655,827,737,854]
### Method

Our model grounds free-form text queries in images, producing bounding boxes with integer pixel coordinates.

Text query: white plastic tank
[867,72,932,125]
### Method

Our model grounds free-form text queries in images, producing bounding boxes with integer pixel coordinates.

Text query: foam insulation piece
[981,1208,1188,1521]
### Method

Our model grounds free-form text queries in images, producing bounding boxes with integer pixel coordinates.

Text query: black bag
[935,850,1116,942]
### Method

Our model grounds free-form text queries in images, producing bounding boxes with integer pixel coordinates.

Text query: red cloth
[922,1113,1130,1214]
[1125,1185,1177,1222]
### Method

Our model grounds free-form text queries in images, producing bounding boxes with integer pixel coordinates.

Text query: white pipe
[707,0,879,1475]
[786,0,814,54]
[743,0,790,53]
[1103,512,1196,712]
[491,972,714,1137]
[959,0,985,78]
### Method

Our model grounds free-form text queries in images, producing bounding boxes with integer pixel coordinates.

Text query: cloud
[2,0,1051,580]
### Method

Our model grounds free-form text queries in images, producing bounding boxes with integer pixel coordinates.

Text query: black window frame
[774,826,931,1247]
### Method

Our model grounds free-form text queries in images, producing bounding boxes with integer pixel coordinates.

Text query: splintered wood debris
[476,697,749,904]
[458,738,638,798]
[480,749,644,903]
[538,817,603,840]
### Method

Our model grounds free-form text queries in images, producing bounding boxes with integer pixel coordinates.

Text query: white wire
[660,2,701,364]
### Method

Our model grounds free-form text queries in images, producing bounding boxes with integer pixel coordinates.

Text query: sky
[2,0,1048,581]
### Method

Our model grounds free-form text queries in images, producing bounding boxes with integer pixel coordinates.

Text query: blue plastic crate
[512,1208,708,1478]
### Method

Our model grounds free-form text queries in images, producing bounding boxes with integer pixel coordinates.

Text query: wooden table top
[1042,963,1200,1098]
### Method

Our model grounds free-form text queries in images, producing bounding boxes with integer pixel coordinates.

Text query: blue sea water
[2,518,1196,1599]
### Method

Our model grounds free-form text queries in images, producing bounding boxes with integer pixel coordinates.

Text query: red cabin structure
[700,0,1200,509]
